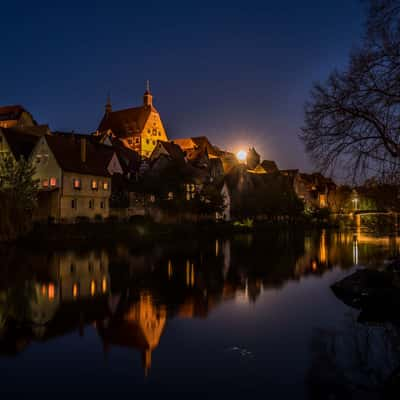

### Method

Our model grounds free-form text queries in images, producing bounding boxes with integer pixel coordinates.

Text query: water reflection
[0,230,399,379]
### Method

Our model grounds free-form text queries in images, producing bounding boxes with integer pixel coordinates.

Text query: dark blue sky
[1,0,365,172]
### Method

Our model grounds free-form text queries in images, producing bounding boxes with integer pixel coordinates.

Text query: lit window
[90,280,96,296]
[91,180,98,190]
[101,278,107,293]
[50,177,57,187]
[103,181,109,190]
[48,283,55,301]
[168,192,174,200]
[72,283,79,299]
[42,179,49,188]
[73,179,81,190]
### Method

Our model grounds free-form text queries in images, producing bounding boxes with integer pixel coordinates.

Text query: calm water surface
[0,230,399,399]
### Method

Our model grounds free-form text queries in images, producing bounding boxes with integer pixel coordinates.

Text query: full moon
[236,150,247,161]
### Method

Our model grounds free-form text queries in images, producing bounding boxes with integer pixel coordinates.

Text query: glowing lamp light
[236,150,247,162]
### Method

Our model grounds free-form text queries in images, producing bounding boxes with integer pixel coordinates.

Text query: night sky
[1,0,365,172]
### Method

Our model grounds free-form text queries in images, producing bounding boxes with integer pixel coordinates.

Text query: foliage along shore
[9,215,340,250]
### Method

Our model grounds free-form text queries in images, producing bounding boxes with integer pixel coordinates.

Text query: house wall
[61,172,111,220]
[31,136,63,189]
[141,110,168,158]
[0,130,12,158]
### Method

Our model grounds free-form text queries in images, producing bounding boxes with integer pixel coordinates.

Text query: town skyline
[1,0,365,174]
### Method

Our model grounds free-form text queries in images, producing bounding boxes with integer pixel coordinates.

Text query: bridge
[351,209,400,228]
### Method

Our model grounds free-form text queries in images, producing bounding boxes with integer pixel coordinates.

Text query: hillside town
[0,85,398,233]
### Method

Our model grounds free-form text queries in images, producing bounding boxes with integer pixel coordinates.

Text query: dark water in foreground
[0,230,399,399]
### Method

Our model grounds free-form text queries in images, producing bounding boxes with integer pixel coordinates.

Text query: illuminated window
[48,283,55,301]
[101,278,107,293]
[103,181,109,191]
[91,180,98,190]
[50,177,57,187]
[73,178,81,190]
[72,283,79,299]
[90,280,96,296]
[42,179,49,188]
[168,192,174,200]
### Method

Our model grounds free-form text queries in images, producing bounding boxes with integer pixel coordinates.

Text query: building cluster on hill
[0,86,338,223]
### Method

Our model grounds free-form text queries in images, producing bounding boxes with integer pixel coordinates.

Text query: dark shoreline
[5,219,336,251]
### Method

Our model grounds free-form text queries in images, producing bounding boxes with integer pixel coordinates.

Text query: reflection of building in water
[1,251,111,333]
[99,293,166,376]
[57,251,110,302]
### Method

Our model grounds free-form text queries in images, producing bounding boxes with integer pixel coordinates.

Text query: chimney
[81,137,87,163]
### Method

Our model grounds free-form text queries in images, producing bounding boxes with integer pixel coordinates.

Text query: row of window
[41,178,110,191]
[71,198,107,209]
[73,178,109,191]
[72,278,107,298]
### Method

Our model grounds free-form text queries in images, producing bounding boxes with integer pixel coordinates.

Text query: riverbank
[10,217,336,250]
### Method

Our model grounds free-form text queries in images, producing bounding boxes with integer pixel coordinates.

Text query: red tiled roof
[0,105,25,121]
[1,128,40,159]
[98,105,156,137]
[45,135,115,177]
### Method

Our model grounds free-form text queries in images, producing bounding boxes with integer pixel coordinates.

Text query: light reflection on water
[0,230,399,398]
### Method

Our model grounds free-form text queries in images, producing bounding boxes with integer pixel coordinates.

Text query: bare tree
[300,0,400,183]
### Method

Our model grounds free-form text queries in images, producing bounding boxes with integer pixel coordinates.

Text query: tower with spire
[143,80,153,107]
[105,93,112,115]
[96,81,168,158]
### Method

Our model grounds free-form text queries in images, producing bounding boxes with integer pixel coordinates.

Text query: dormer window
[73,178,81,190]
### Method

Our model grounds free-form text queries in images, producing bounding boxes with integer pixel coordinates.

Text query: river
[0,230,399,399]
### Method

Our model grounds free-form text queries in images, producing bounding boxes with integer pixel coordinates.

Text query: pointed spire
[143,81,153,107]
[105,92,112,114]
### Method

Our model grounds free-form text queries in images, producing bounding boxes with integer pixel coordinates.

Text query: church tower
[143,80,153,107]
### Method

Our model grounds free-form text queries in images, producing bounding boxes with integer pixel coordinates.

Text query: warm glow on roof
[236,150,247,161]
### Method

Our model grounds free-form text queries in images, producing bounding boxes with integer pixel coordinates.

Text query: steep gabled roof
[0,105,36,125]
[156,140,186,163]
[172,136,219,157]
[45,135,115,177]
[98,105,155,137]
[0,105,25,121]
[1,128,40,160]
[261,160,278,173]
